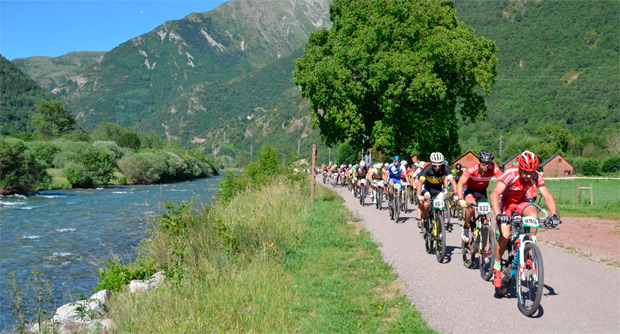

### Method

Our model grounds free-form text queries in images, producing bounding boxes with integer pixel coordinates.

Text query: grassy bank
[104,179,433,333]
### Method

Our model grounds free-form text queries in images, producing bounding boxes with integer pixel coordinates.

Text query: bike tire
[389,199,394,220]
[435,213,446,263]
[479,224,496,281]
[424,219,433,254]
[394,195,400,222]
[517,242,544,317]
[462,225,475,269]
[403,190,408,213]
[360,186,365,206]
[443,198,451,225]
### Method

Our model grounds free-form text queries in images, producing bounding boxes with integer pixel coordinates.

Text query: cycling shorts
[498,202,534,222]
[463,188,488,203]
[356,176,367,181]
[421,187,442,199]
[389,178,401,185]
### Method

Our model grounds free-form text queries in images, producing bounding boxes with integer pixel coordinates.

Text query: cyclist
[416,152,457,224]
[490,151,560,290]
[456,149,503,242]
[413,161,426,222]
[452,163,464,183]
[369,163,385,204]
[384,156,406,207]
[355,161,369,197]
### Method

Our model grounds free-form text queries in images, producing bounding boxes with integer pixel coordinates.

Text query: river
[0,175,222,330]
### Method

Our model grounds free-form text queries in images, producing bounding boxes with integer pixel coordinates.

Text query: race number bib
[477,202,491,215]
[522,216,540,228]
[433,198,444,209]
[394,184,402,191]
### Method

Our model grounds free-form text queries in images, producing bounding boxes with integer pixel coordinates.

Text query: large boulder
[129,270,165,293]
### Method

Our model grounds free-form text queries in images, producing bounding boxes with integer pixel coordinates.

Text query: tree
[0,137,50,194]
[294,0,497,160]
[31,99,76,139]
[536,124,574,155]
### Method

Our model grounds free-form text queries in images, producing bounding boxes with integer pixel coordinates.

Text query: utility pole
[499,134,503,156]
[328,148,331,164]
[250,143,253,161]
[298,139,301,157]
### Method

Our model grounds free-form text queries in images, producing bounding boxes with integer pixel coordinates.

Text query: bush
[117,132,141,150]
[27,140,59,168]
[63,162,94,188]
[119,152,167,184]
[602,156,620,173]
[0,137,50,194]
[580,158,601,176]
[93,141,128,161]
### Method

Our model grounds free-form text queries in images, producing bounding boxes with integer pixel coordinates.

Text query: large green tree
[31,99,76,139]
[294,0,497,160]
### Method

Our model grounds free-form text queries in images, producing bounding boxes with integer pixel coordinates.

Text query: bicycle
[373,179,384,210]
[400,181,409,213]
[358,179,367,206]
[461,202,496,281]
[423,195,447,263]
[388,183,402,221]
[495,213,560,316]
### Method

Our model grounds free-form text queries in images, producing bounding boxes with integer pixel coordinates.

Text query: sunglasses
[432,163,442,167]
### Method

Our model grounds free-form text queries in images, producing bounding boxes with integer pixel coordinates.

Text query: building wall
[501,157,519,171]
[454,152,477,170]
[542,156,574,177]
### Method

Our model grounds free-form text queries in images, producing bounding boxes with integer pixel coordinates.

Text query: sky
[0,0,229,60]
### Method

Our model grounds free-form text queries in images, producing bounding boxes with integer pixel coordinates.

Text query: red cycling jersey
[463,162,503,191]
[498,167,545,205]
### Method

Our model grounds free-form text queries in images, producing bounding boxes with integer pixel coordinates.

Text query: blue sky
[1,0,229,60]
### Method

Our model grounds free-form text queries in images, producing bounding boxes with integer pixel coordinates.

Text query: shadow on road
[544,284,559,296]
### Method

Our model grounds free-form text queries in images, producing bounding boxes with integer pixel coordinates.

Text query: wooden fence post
[577,183,580,204]
[590,183,593,207]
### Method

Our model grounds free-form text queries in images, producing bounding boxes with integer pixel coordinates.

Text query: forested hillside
[453,0,619,161]
[0,54,55,134]
[8,0,619,169]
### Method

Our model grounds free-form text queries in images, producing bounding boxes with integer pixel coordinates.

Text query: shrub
[27,140,59,168]
[119,152,167,184]
[602,156,620,173]
[0,137,50,194]
[93,141,128,161]
[580,158,601,176]
[63,162,94,188]
[117,132,141,150]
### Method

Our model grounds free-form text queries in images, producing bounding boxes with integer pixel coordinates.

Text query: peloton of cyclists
[490,150,561,292]
[383,156,407,207]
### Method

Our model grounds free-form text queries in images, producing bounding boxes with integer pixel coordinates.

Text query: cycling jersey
[387,163,405,183]
[371,168,384,180]
[418,164,453,192]
[463,162,502,191]
[498,166,546,206]
[355,166,368,178]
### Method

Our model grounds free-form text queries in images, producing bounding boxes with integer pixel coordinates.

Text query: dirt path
[537,217,620,265]
[327,184,620,334]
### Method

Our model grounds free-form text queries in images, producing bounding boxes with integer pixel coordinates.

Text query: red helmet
[518,151,539,172]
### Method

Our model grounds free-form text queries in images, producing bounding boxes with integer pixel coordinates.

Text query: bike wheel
[517,242,544,317]
[479,224,496,281]
[403,190,408,213]
[389,199,394,220]
[443,198,451,226]
[462,226,476,269]
[424,219,433,254]
[435,214,446,263]
[394,194,400,222]
[360,186,365,206]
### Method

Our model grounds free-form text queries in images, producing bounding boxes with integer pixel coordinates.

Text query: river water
[0,176,222,330]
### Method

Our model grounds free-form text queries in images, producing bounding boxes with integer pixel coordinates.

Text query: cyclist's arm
[538,186,558,216]
[417,176,426,197]
[491,181,507,216]
[446,175,457,195]
[456,174,469,200]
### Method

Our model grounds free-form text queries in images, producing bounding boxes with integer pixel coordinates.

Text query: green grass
[105,179,434,333]
[489,178,620,220]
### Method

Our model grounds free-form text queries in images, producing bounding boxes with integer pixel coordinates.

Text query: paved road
[328,184,620,334]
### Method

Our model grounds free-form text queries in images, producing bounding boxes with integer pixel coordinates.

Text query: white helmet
[384,163,389,167]
[419,161,426,166]
[348,164,352,168]
[360,161,366,167]
[402,160,407,166]
[333,164,337,168]
[340,164,345,168]
[430,152,444,163]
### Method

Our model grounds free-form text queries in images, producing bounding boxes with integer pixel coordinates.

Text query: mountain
[10,0,619,162]
[0,54,56,134]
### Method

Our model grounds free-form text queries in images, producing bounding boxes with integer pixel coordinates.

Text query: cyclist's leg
[419,188,431,219]
[518,202,538,237]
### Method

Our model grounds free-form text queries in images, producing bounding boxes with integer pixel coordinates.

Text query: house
[540,154,574,177]
[452,150,477,170]
[500,153,520,171]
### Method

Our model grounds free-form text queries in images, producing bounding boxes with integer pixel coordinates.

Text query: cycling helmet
[393,155,400,162]
[348,164,352,168]
[333,164,337,168]
[360,161,366,167]
[402,161,407,166]
[384,163,389,167]
[455,163,462,170]
[518,151,539,172]
[478,149,494,163]
[430,152,444,163]
[340,164,345,168]
[419,161,425,166]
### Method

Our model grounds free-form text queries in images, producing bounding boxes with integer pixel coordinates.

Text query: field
[490,178,620,220]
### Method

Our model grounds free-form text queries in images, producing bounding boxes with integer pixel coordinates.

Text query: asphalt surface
[327,183,620,334]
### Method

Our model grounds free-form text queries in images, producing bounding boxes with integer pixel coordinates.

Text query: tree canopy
[31,99,76,139]
[294,0,497,160]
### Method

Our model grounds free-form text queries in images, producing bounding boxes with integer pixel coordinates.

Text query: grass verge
[105,179,433,333]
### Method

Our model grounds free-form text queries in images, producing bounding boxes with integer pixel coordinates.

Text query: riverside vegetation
[90,145,434,333]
